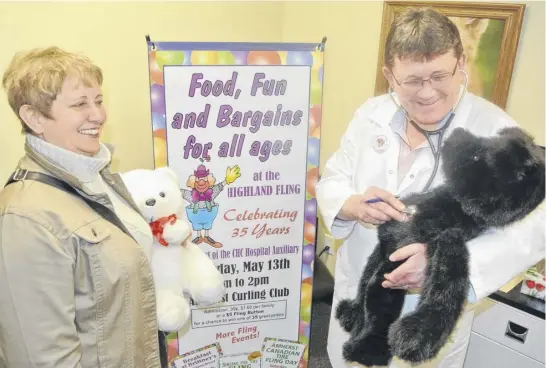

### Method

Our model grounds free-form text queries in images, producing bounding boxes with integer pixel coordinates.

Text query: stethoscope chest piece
[372,134,390,153]
[402,204,417,215]
[401,204,418,222]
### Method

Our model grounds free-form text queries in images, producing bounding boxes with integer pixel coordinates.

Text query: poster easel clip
[317,36,327,51]
[146,34,156,50]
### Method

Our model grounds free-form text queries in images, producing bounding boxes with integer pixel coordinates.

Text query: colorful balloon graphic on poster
[146,40,325,368]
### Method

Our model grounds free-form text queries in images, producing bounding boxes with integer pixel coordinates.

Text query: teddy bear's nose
[145,199,156,206]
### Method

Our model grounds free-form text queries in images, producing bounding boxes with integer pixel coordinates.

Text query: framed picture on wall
[374,1,526,109]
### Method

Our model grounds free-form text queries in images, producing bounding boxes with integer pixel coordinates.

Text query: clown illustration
[181,159,241,248]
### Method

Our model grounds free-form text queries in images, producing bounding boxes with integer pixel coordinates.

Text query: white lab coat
[315,92,545,368]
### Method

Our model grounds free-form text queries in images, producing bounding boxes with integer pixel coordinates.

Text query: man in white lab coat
[316,8,545,368]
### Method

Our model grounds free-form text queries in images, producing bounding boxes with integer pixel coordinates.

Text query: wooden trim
[374,1,526,109]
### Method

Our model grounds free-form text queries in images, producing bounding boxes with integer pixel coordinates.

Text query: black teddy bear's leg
[335,245,383,333]
[340,245,406,367]
[389,228,470,364]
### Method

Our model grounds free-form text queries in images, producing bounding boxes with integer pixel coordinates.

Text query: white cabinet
[464,298,545,368]
[464,332,544,368]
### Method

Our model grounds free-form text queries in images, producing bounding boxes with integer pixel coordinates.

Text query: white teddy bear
[121,167,226,332]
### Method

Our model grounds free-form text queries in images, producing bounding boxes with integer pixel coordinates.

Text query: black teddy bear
[336,127,545,366]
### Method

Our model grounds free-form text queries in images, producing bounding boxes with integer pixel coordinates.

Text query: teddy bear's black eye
[473,155,480,162]
[159,192,166,198]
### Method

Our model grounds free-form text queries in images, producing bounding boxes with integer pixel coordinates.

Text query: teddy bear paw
[342,333,391,366]
[335,299,362,332]
[388,311,446,364]
[190,281,226,306]
[156,293,191,332]
[163,221,191,245]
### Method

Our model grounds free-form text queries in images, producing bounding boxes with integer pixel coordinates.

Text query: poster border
[146,41,324,368]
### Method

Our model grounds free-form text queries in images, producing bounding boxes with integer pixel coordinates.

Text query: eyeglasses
[390,60,460,93]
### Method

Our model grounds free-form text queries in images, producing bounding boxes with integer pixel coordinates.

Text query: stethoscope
[388,69,469,193]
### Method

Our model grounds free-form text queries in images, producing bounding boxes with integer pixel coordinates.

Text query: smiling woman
[0,47,165,367]
[22,74,106,155]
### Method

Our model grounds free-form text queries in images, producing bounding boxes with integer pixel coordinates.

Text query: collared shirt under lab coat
[316,92,545,368]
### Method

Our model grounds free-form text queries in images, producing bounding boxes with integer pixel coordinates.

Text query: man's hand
[382,243,427,290]
[338,186,407,225]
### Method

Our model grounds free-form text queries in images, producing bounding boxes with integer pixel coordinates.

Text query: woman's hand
[382,243,427,290]
[338,186,407,225]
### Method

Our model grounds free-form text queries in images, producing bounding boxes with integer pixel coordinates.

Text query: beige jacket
[0,143,160,368]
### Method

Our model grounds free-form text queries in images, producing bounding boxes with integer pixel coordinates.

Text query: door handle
[505,321,528,343]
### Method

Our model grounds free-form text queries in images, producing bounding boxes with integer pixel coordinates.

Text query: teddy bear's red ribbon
[149,214,178,246]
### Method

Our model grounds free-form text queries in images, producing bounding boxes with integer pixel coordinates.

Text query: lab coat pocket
[355,130,400,192]
[354,149,390,191]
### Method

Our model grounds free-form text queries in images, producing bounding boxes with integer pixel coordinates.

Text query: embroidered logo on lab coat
[372,134,389,152]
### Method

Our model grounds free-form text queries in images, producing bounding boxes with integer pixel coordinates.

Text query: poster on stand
[146,40,325,368]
